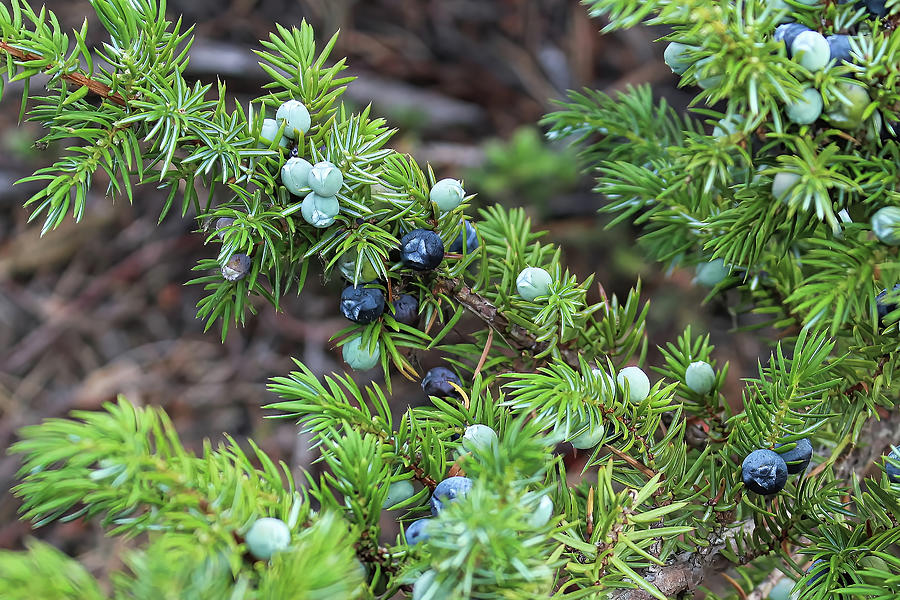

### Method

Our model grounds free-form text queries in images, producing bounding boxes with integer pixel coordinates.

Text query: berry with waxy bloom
[785,88,823,125]
[664,42,694,75]
[400,229,444,271]
[685,361,716,394]
[775,438,813,474]
[422,367,462,399]
[462,424,498,452]
[275,99,311,139]
[430,476,473,515]
[301,192,340,228]
[391,294,419,327]
[430,178,466,212]
[222,253,252,282]
[258,118,290,149]
[281,157,313,195]
[342,335,381,371]
[449,220,479,254]
[516,266,552,301]
[308,161,344,197]
[383,480,415,509]
[742,448,788,495]
[791,31,830,72]
[617,366,650,403]
[405,519,432,545]
[340,284,385,324]
[245,517,291,560]
[871,207,900,245]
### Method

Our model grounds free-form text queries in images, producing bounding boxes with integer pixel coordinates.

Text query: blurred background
[0,0,763,586]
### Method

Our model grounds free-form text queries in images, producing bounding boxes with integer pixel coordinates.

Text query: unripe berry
[785,88,823,125]
[281,157,313,195]
[342,335,381,371]
[222,253,252,282]
[685,361,716,394]
[383,480,415,509]
[775,438,813,474]
[825,83,869,129]
[772,171,801,203]
[340,284,385,324]
[664,42,694,75]
[337,249,380,283]
[390,294,419,327]
[301,192,340,228]
[448,220,479,254]
[430,178,466,212]
[422,367,462,399]
[259,118,291,149]
[712,115,744,138]
[516,266,552,301]
[430,476,472,515]
[413,570,437,599]
[405,519,432,545]
[462,424,498,453]
[617,366,651,403]
[400,229,444,271]
[591,367,616,399]
[245,517,291,560]
[528,495,555,528]
[694,57,723,89]
[694,259,731,287]
[275,99,311,139]
[791,31,830,72]
[570,421,604,450]
[308,161,344,197]
[742,449,788,495]
[870,207,900,245]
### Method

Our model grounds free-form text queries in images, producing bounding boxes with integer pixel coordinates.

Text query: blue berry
[391,294,419,327]
[791,31,830,72]
[430,178,466,212]
[775,438,813,474]
[422,367,462,399]
[342,335,381,371]
[430,476,472,515]
[742,449,788,495]
[405,519,432,545]
[215,217,234,240]
[308,161,344,197]
[858,0,888,16]
[876,284,900,326]
[886,447,900,483]
[400,229,444,271]
[871,207,900,245]
[806,559,828,586]
[685,361,716,394]
[276,99,311,139]
[774,23,811,56]
[827,35,853,64]
[245,517,291,560]
[221,253,252,282]
[340,284,385,324]
[448,220,479,254]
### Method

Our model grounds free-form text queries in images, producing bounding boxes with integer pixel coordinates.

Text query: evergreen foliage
[1,0,899,598]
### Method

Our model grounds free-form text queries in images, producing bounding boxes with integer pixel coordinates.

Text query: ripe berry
[391,294,419,327]
[785,88,823,125]
[405,519,432,545]
[448,220,479,254]
[383,480,415,509]
[876,284,900,326]
[275,99,311,139]
[858,0,888,17]
[772,171,801,203]
[430,178,466,212]
[340,284,385,324]
[215,217,234,240]
[886,448,900,483]
[570,421,604,450]
[422,367,462,399]
[775,438,813,474]
[825,83,869,129]
[827,35,853,64]
[245,517,291,560]
[742,448,788,495]
[516,266,552,301]
[694,259,730,287]
[805,559,828,586]
[301,192,340,228]
[221,253,252,282]
[791,31,830,72]
[462,424,498,452]
[281,157,313,195]
[342,335,381,371]
[259,118,291,149]
[774,23,810,56]
[871,207,900,245]
[400,229,444,271]
[685,361,716,394]
[430,476,473,515]
[617,366,650,403]
[664,42,694,75]
[308,161,344,197]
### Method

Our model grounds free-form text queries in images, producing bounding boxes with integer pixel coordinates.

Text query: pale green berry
[301,192,340,228]
[591,368,616,399]
[685,361,716,394]
[259,118,290,149]
[516,267,552,301]
[413,570,437,600]
[772,171,801,203]
[430,178,466,212]
[617,366,651,403]
[695,58,723,89]
[791,31,830,72]
[245,517,291,560]
[664,42,694,75]
[713,115,744,138]
[276,99,311,139]
[695,259,730,287]
[383,480,415,509]
[338,249,380,283]
[342,335,381,370]
[768,578,794,600]
[785,88,823,125]
[826,83,869,130]
[281,157,313,195]
[528,495,554,528]
[871,207,900,245]
[571,421,604,450]
[308,161,344,197]
[462,424,498,453]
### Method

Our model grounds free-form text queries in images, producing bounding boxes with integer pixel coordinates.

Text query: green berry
[259,118,291,149]
[245,517,291,560]
[772,171,801,203]
[383,480,415,509]
[617,366,650,403]
[516,267,552,301]
[791,31,830,72]
[527,495,554,528]
[712,115,744,138]
[785,88,823,125]
[275,99,311,139]
[694,258,730,287]
[591,368,616,399]
[281,157,313,195]
[826,83,869,130]
[413,570,437,600]
[337,249,380,283]
[301,192,340,228]
[570,421,604,450]
[664,42,694,75]
[685,361,716,394]
[871,207,900,245]
[462,424,498,453]
[430,178,466,212]
[694,57,723,89]
[308,161,344,197]
[342,335,381,371]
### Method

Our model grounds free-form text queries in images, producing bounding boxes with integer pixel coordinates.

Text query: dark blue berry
[876,284,900,326]
[858,0,887,17]
[391,294,419,327]
[430,476,472,515]
[405,518,432,545]
[827,35,853,64]
[742,449,788,495]
[422,367,462,399]
[448,220,479,254]
[807,559,828,586]
[886,448,900,483]
[340,284,385,324]
[774,23,810,57]
[775,438,813,474]
[400,229,444,271]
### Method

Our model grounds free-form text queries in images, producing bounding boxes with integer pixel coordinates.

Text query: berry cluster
[741,438,813,496]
